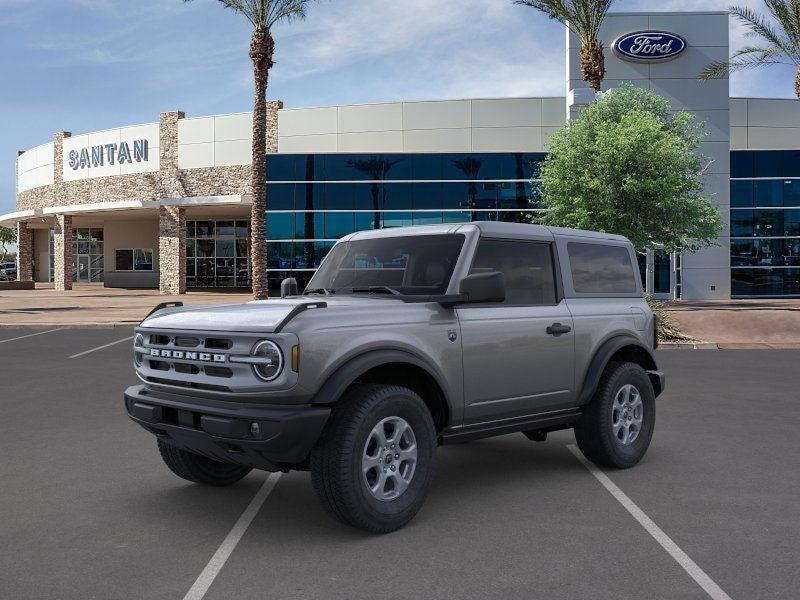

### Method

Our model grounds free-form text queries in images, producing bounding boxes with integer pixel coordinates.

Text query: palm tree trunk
[796,68,800,102]
[580,40,605,92]
[249,29,274,300]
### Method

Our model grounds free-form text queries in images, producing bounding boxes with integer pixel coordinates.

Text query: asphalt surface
[1,328,798,600]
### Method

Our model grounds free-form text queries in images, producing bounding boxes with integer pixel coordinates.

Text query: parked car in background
[0,262,16,281]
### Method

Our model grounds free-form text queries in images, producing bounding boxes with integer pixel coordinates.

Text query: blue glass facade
[731,151,800,297]
[264,153,545,293]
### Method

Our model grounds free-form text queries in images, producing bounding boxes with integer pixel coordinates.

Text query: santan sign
[613,31,687,62]
[68,139,149,170]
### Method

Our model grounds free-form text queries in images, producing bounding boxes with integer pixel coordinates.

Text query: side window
[567,242,637,294]
[469,239,557,305]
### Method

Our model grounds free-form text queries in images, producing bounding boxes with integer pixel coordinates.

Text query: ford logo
[613,31,686,62]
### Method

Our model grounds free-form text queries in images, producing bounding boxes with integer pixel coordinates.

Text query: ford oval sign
[613,31,687,63]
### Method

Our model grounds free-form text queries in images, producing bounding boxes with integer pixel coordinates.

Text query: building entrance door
[76,255,90,282]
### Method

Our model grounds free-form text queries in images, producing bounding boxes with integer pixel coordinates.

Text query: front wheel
[574,362,656,469]
[310,384,437,533]
[157,439,252,486]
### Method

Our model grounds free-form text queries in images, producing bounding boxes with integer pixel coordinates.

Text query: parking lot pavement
[1,329,798,600]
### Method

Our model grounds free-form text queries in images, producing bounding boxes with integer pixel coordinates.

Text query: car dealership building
[4,10,800,300]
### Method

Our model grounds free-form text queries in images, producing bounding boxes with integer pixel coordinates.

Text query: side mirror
[458,271,505,304]
[280,277,299,298]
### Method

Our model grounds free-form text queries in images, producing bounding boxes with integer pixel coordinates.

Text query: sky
[1,0,797,216]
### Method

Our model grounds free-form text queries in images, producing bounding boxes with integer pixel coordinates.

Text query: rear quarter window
[567,242,638,294]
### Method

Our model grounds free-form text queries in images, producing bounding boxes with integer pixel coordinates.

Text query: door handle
[546,323,572,336]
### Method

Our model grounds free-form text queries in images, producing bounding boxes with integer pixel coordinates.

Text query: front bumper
[124,385,330,472]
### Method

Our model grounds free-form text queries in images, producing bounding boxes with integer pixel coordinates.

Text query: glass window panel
[185,239,195,258]
[196,240,215,257]
[134,249,153,271]
[413,212,443,225]
[413,183,443,210]
[215,257,235,277]
[754,180,783,207]
[731,210,754,237]
[784,209,800,236]
[216,239,235,258]
[235,259,250,282]
[355,211,380,232]
[236,239,249,258]
[470,239,557,305]
[499,211,529,224]
[186,221,195,238]
[781,150,800,177]
[730,180,754,208]
[266,213,294,240]
[753,210,784,237]
[381,183,413,210]
[730,151,754,178]
[294,183,324,211]
[294,212,324,239]
[441,183,469,210]
[266,184,295,210]
[267,242,294,270]
[195,221,215,238]
[443,210,472,223]
[567,242,638,294]
[783,180,800,207]
[325,212,355,239]
[216,221,236,237]
[186,258,196,277]
[325,183,354,210]
[411,154,442,180]
[235,221,249,237]
[266,154,298,181]
[516,153,545,180]
[471,183,499,210]
[313,241,335,268]
[754,151,782,177]
[77,241,90,255]
[499,182,529,209]
[444,154,486,180]
[382,212,413,228]
[115,249,133,271]
[294,241,315,269]
[326,155,359,180]
[354,183,381,210]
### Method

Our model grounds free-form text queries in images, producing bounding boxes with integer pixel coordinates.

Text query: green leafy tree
[699,2,800,100]
[0,226,15,263]
[514,0,616,91]
[536,84,722,254]
[183,0,316,299]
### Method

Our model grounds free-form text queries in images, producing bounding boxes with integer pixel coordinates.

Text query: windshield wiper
[304,287,334,296]
[349,286,402,295]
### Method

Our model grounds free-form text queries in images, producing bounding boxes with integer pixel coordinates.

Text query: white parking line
[68,335,134,359]
[183,473,282,600]
[0,329,63,345]
[567,445,733,600]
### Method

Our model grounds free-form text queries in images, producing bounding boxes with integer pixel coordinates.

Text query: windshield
[306,234,465,296]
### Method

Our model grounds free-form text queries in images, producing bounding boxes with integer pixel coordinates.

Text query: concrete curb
[660,341,719,350]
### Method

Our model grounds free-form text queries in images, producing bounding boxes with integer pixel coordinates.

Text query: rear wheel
[574,362,656,469]
[157,439,252,486]
[311,384,437,533]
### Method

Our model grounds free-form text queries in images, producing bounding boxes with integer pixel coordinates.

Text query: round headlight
[133,333,145,367]
[251,340,283,382]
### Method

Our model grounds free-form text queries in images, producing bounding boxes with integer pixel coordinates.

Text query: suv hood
[139,296,412,333]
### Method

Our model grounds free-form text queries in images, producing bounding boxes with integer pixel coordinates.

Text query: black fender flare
[578,335,662,404]
[309,348,451,408]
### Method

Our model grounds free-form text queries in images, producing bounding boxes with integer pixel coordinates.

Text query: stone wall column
[53,214,73,291]
[159,205,186,295]
[16,221,33,282]
[159,111,186,199]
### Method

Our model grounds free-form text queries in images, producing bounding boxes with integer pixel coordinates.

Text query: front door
[77,255,90,282]
[458,238,575,426]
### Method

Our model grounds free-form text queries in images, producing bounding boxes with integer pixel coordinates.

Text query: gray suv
[125,222,664,533]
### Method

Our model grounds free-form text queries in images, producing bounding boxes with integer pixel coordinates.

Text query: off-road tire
[310,384,437,533]
[157,439,252,486]
[574,361,656,469]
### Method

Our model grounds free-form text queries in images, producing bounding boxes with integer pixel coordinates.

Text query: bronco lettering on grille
[149,349,226,363]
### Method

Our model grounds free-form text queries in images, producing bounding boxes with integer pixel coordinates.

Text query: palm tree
[514,0,616,92]
[699,3,800,101]
[184,0,315,299]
